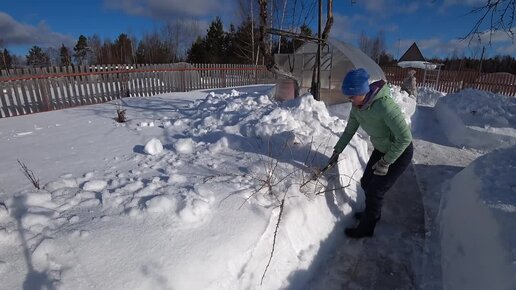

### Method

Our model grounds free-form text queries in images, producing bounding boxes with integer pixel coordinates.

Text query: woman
[329,68,413,239]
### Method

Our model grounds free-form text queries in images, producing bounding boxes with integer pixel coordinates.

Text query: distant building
[397,42,443,89]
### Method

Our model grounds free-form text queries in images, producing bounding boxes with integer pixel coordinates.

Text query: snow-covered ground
[0,83,514,290]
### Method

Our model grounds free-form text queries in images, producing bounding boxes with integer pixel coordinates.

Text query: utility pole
[311,0,323,101]
[397,38,401,60]
[478,46,485,75]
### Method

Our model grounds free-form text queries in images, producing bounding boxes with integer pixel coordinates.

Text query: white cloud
[384,23,399,33]
[0,12,74,48]
[477,28,515,43]
[443,0,485,7]
[360,0,420,14]
[496,41,516,55]
[360,0,388,12]
[328,13,357,43]
[104,0,225,19]
[437,0,485,14]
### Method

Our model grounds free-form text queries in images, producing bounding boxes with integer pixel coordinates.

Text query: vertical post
[316,0,322,100]
[478,46,485,76]
[181,63,186,92]
[310,0,322,101]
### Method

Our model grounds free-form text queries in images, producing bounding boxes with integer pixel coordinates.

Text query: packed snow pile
[389,84,417,126]
[416,87,446,107]
[144,138,163,155]
[0,87,376,290]
[434,88,516,150]
[440,145,516,290]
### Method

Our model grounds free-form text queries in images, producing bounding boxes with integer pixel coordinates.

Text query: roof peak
[399,42,425,62]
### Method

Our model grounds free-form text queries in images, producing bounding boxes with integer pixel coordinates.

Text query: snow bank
[417,87,446,107]
[0,87,372,290]
[0,83,421,290]
[435,89,516,150]
[440,145,516,290]
[390,84,417,127]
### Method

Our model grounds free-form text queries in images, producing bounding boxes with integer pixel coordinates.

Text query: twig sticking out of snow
[17,159,40,190]
[115,102,127,123]
[261,191,286,285]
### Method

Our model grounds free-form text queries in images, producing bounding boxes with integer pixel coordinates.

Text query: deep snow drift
[0,83,514,290]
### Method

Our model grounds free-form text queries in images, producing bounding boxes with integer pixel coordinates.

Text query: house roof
[399,42,425,62]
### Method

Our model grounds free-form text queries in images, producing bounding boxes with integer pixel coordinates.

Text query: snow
[435,89,516,150]
[0,83,514,290]
[417,87,446,107]
[440,146,516,290]
[143,138,163,155]
[398,61,439,70]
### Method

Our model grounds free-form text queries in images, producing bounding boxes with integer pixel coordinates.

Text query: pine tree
[114,33,133,64]
[26,46,50,68]
[59,44,72,66]
[186,37,207,63]
[135,33,171,64]
[74,35,89,65]
[204,17,227,63]
[0,48,13,70]
[230,18,258,63]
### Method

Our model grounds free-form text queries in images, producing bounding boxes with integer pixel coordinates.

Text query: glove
[372,158,390,176]
[328,151,340,166]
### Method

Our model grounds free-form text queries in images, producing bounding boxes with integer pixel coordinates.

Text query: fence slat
[12,70,25,114]
[144,64,151,96]
[0,82,11,117]
[76,65,88,105]
[26,69,40,113]
[135,65,141,96]
[19,71,32,114]
[55,67,67,108]
[46,67,60,110]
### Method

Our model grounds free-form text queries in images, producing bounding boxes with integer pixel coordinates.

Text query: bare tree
[236,0,260,63]
[359,32,371,56]
[464,0,515,45]
[257,0,334,99]
[358,31,386,64]
[45,47,59,66]
[0,39,8,70]
[161,19,202,62]
[373,31,386,62]
[87,35,102,65]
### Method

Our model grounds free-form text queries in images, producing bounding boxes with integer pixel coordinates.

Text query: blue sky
[1,0,514,59]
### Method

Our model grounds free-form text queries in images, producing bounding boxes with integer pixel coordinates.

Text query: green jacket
[334,82,412,164]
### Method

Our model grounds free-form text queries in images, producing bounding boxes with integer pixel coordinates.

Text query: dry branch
[115,102,127,123]
[17,159,40,190]
[261,192,286,285]
[463,0,515,45]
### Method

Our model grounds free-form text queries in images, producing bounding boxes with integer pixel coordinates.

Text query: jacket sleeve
[381,98,412,164]
[333,109,359,154]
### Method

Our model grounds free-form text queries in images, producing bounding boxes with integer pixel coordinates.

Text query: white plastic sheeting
[275,38,385,104]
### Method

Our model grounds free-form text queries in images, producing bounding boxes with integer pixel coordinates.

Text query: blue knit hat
[342,68,370,96]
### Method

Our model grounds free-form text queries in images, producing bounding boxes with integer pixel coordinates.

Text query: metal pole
[316,0,322,101]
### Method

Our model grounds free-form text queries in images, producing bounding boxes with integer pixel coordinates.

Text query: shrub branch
[17,159,40,190]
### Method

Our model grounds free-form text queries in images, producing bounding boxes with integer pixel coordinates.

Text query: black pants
[360,142,413,219]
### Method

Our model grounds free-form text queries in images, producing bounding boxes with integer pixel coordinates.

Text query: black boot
[353,211,380,221]
[345,213,378,239]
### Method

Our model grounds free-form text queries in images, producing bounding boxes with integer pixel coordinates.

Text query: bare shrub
[116,102,127,123]
[17,159,40,190]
